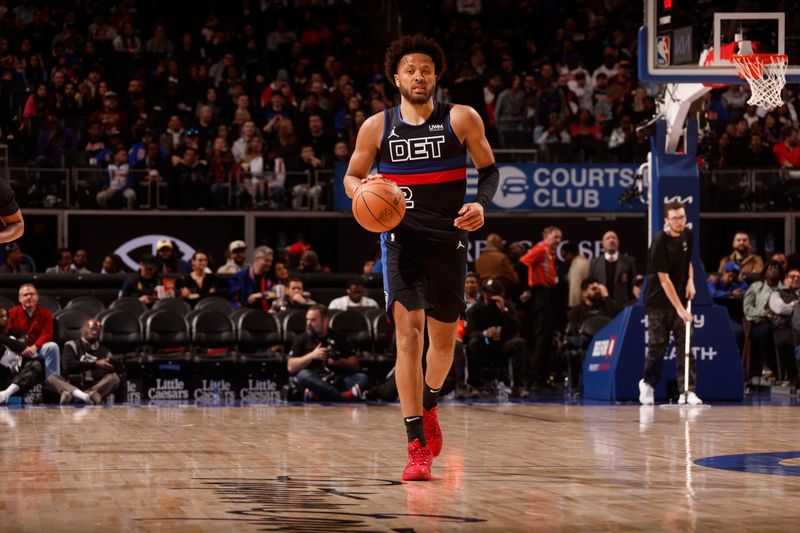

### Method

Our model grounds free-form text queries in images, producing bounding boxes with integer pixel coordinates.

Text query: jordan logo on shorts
[456,241,465,250]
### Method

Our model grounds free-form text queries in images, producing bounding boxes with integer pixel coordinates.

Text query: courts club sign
[114,234,195,271]
[334,162,644,212]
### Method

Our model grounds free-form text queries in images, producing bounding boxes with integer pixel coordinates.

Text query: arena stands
[0,0,795,211]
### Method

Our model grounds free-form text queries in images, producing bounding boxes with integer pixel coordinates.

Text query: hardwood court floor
[0,402,799,532]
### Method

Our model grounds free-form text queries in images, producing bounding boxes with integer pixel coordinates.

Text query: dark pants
[453,339,467,386]
[644,307,695,393]
[749,320,776,377]
[1,359,44,391]
[772,327,798,383]
[465,335,527,388]
[530,285,555,386]
[296,369,369,401]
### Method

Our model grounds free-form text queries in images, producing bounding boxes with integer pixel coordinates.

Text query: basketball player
[0,178,23,243]
[344,35,498,481]
[639,200,700,406]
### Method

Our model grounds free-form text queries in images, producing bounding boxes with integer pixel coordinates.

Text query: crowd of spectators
[0,1,798,210]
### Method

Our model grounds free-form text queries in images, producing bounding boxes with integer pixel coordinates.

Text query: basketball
[352,179,406,233]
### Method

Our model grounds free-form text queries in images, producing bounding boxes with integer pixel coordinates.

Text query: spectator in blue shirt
[708,261,749,299]
[229,245,275,311]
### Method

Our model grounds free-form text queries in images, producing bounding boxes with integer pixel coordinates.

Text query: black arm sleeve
[474,164,499,210]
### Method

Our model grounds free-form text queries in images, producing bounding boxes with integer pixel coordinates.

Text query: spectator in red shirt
[6,283,60,380]
[773,127,800,168]
[0,307,44,405]
[520,226,562,389]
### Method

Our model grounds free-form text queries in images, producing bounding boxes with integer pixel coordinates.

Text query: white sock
[1,383,20,400]
[72,390,92,404]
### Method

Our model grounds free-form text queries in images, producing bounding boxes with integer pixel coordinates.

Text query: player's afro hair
[384,34,447,81]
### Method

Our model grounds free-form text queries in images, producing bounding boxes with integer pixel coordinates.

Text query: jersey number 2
[399,186,415,209]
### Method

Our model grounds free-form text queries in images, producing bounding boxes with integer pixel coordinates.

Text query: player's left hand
[454,202,485,231]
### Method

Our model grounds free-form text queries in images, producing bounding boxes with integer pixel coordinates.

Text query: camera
[323,337,340,360]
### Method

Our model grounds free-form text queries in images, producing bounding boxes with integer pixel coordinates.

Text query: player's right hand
[678,308,693,324]
[349,174,383,197]
[359,173,384,187]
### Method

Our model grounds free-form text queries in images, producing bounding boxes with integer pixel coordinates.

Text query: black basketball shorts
[380,231,467,323]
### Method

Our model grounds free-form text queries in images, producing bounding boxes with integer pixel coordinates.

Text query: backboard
[640,0,800,84]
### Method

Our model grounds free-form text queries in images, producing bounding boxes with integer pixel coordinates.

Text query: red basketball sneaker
[423,406,442,457]
[402,439,433,481]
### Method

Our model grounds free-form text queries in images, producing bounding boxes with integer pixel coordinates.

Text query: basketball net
[731,53,788,110]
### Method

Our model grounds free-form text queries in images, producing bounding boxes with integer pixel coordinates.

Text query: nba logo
[657,36,670,66]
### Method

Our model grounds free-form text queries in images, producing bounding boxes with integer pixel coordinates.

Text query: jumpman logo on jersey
[388,127,399,139]
[456,241,465,250]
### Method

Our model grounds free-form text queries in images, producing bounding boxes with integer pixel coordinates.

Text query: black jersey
[376,102,467,241]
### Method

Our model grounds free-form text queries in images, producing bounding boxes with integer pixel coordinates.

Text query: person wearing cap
[229,245,276,311]
[88,90,128,136]
[120,254,161,305]
[708,262,749,299]
[463,279,527,395]
[217,240,250,274]
[0,243,32,273]
[217,240,249,274]
[155,238,190,274]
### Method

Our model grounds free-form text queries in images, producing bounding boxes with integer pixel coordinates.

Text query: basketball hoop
[731,53,788,110]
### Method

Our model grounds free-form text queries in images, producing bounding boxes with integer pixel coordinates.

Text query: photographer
[287,305,368,401]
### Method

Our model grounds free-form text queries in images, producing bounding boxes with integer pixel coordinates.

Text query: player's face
[395,54,436,105]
